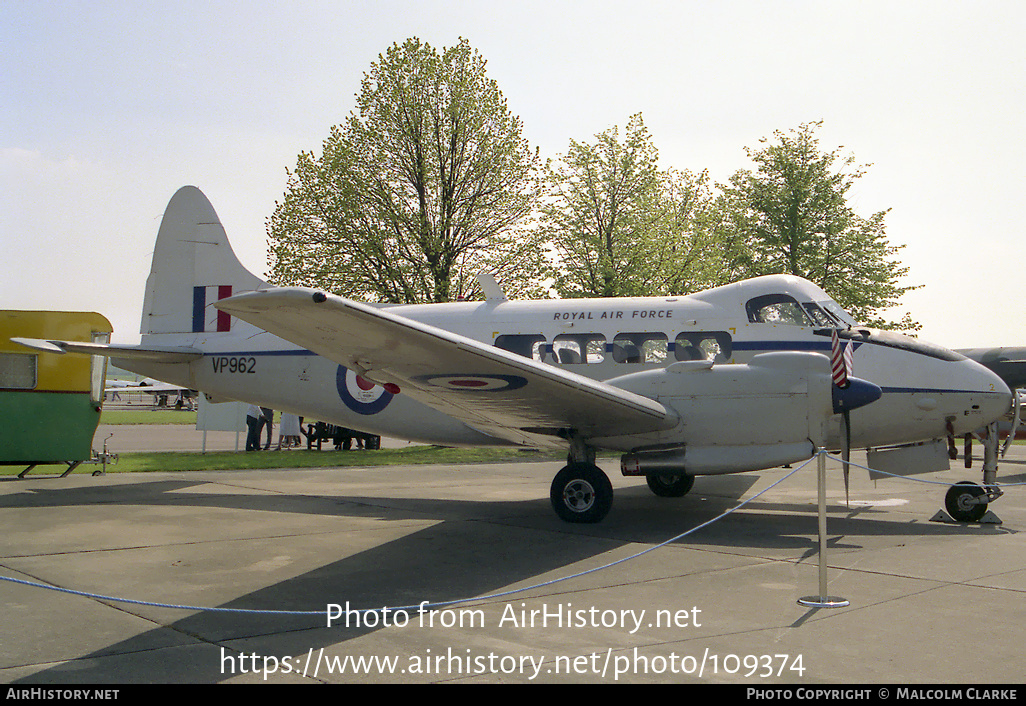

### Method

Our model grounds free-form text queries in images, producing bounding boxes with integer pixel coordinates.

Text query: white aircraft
[14,186,1012,523]
[105,377,196,409]
[105,376,191,394]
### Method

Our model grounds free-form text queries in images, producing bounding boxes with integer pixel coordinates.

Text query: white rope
[0,458,812,618]
[824,451,1026,487]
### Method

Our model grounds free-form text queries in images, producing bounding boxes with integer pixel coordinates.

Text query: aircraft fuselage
[123,274,1010,460]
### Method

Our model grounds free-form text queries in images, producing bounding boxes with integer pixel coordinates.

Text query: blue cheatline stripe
[733,340,830,352]
[879,387,1006,396]
[202,349,316,357]
[192,286,205,333]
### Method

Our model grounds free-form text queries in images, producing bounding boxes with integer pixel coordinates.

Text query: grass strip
[4,445,566,475]
[100,409,198,425]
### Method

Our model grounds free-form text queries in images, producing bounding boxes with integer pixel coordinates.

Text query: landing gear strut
[943,421,1004,523]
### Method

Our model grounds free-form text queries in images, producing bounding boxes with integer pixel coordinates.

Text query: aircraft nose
[967,358,1013,424]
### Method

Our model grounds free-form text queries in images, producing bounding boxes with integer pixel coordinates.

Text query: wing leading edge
[216,288,677,446]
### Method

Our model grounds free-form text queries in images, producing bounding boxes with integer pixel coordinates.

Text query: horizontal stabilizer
[11,337,202,364]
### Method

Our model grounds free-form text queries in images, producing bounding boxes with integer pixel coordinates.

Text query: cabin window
[0,353,37,390]
[552,334,605,364]
[611,333,668,364]
[494,334,547,362]
[745,294,812,326]
[674,332,733,363]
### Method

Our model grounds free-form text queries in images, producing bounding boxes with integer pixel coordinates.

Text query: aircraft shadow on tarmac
[3,470,1007,683]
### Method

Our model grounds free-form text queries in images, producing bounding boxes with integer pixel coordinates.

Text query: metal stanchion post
[798,448,849,608]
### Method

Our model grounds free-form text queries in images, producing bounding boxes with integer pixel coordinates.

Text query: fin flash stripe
[193,286,232,332]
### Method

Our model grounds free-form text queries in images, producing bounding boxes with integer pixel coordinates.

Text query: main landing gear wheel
[945,481,988,523]
[646,473,695,497]
[550,462,613,523]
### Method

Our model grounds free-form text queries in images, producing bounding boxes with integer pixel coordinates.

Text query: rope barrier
[823,451,1026,488]
[0,458,812,619]
[4,451,1017,618]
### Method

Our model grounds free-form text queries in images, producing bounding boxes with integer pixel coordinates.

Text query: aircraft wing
[216,288,677,446]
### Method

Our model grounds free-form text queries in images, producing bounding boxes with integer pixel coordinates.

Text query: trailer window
[91,331,110,403]
[0,353,37,390]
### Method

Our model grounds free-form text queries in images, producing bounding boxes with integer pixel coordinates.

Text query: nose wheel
[943,481,1003,524]
[550,462,613,523]
[940,421,1004,523]
[945,481,988,523]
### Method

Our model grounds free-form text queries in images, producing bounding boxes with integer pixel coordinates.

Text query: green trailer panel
[0,390,100,464]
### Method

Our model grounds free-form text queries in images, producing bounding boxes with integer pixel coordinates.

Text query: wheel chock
[930,509,1002,524]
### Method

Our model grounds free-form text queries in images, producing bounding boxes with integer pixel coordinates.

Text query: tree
[540,113,724,298]
[267,38,545,303]
[715,121,919,330]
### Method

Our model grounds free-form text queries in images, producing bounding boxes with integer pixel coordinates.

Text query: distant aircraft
[957,348,1026,390]
[105,376,196,408]
[13,187,1012,523]
[957,347,1026,461]
[106,376,188,393]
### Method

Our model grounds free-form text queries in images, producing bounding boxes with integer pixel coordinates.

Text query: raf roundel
[336,366,394,415]
[414,374,528,391]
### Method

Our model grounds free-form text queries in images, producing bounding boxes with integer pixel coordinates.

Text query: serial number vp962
[211,356,256,374]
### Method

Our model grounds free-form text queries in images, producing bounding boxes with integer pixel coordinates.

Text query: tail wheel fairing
[645,473,695,497]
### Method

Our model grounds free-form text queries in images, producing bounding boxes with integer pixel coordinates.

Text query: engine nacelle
[602,351,874,476]
[621,441,816,476]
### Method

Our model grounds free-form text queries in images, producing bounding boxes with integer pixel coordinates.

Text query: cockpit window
[818,300,857,327]
[802,302,838,328]
[746,294,813,326]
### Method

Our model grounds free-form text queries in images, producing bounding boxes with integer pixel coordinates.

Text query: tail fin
[141,186,266,335]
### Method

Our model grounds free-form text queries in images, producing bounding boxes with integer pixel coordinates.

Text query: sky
[2,0,1024,348]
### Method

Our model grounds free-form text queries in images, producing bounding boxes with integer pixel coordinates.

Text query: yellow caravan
[1,311,112,476]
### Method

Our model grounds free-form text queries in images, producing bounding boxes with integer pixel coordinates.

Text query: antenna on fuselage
[476,272,508,302]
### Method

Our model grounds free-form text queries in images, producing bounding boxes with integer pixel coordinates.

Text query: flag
[831,329,849,388]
